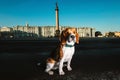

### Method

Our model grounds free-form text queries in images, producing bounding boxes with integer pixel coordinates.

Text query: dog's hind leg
[45,63,55,75]
[52,62,59,70]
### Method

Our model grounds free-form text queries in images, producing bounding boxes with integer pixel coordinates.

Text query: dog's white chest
[62,46,75,62]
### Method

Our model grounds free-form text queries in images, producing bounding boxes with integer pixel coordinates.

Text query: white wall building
[40,26,56,37]
[77,27,95,37]
[0,25,95,39]
[40,26,95,37]
[12,24,40,38]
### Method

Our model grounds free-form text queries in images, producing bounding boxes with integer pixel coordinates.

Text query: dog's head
[60,28,79,45]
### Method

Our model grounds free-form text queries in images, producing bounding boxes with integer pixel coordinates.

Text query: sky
[0,0,120,33]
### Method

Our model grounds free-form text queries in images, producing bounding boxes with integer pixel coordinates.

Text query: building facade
[0,25,96,39]
[77,27,95,37]
[114,32,120,37]
[0,27,13,39]
[105,32,120,37]
[40,26,56,37]
[40,26,95,37]
[12,24,40,39]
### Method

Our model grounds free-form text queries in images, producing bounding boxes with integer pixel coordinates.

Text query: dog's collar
[65,44,74,47]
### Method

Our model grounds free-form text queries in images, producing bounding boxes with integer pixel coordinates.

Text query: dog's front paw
[67,67,72,71]
[59,71,65,75]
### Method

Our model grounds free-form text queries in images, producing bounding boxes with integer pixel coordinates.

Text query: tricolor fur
[45,28,79,75]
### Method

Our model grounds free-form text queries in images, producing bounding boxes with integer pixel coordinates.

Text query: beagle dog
[45,28,79,75]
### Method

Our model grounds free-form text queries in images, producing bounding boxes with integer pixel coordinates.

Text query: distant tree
[95,31,102,37]
[108,32,115,37]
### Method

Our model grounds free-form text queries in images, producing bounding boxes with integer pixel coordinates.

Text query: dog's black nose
[70,35,75,39]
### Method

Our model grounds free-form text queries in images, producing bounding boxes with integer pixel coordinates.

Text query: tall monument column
[55,2,60,37]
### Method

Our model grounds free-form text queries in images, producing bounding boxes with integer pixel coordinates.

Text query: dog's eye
[66,32,69,34]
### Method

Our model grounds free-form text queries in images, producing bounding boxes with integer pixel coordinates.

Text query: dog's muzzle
[68,35,76,42]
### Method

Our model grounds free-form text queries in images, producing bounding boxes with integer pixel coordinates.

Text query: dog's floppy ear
[59,30,66,45]
[75,31,79,44]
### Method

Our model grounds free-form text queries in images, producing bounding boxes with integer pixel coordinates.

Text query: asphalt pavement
[0,37,120,80]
